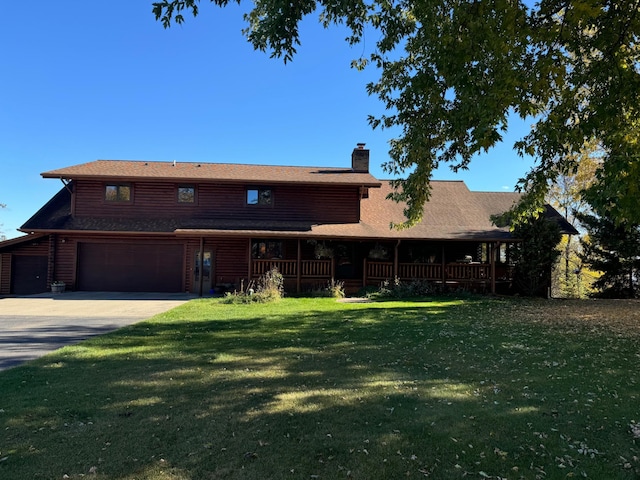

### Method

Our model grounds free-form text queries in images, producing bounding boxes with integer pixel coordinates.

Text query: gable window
[247,187,272,206]
[177,186,196,204]
[105,184,131,202]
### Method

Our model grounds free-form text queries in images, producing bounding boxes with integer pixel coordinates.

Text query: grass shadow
[1,297,639,479]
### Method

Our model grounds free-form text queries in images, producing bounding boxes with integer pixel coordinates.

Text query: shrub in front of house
[307,279,346,298]
[221,267,284,304]
[368,277,444,299]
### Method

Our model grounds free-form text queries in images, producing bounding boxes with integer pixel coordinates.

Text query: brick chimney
[351,143,369,173]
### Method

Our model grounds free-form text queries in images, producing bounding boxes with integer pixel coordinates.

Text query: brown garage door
[11,255,49,295]
[77,243,184,292]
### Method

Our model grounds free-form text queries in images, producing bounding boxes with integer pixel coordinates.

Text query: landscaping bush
[221,267,284,303]
[368,277,443,299]
[308,279,346,298]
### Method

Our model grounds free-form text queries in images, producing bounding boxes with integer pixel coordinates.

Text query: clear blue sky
[0,1,535,240]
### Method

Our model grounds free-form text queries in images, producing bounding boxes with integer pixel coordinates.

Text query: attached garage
[11,255,49,295]
[0,234,51,296]
[77,242,185,292]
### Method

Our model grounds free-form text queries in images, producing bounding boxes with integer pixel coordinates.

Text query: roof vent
[172,160,176,167]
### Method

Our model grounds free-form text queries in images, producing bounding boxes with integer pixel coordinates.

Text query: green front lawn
[1,297,639,479]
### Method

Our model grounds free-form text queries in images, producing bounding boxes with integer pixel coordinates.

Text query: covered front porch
[249,239,516,295]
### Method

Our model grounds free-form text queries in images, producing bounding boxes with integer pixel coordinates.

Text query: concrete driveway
[0,291,195,371]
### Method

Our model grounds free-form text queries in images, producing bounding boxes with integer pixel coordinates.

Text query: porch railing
[252,259,333,278]
[301,259,333,277]
[399,263,442,280]
[252,259,297,277]
[366,261,491,282]
[252,258,508,291]
[366,260,394,280]
[445,263,490,280]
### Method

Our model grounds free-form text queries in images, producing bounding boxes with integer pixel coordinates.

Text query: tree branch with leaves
[153,0,640,228]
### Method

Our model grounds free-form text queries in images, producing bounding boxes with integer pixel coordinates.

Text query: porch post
[363,258,367,287]
[394,240,400,278]
[441,245,446,287]
[490,241,498,294]
[296,239,301,293]
[198,236,204,297]
[247,239,252,287]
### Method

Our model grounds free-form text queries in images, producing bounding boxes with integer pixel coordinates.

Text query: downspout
[48,234,57,288]
[198,237,204,297]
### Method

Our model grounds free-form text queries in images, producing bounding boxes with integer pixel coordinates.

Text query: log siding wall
[73,181,361,224]
[0,254,10,295]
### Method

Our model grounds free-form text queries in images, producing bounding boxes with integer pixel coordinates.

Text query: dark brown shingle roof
[23,165,576,239]
[358,181,522,239]
[42,160,381,187]
[175,181,524,240]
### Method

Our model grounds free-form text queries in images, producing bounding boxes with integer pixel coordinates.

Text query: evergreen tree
[576,210,640,298]
[511,216,562,297]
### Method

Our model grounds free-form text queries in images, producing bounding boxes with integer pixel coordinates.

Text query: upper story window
[247,187,272,206]
[105,184,131,202]
[177,186,196,204]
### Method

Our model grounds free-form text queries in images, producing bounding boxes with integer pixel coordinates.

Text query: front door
[192,250,213,295]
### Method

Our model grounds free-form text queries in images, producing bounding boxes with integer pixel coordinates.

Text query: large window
[105,184,131,202]
[177,186,196,204]
[247,187,272,206]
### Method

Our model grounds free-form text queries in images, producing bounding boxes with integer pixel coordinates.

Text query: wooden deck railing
[366,261,394,280]
[366,261,492,282]
[253,259,503,289]
[252,259,297,277]
[399,263,442,280]
[445,263,490,280]
[252,259,333,278]
[301,259,333,277]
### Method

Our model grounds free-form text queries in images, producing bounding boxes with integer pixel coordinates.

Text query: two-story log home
[0,145,577,296]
